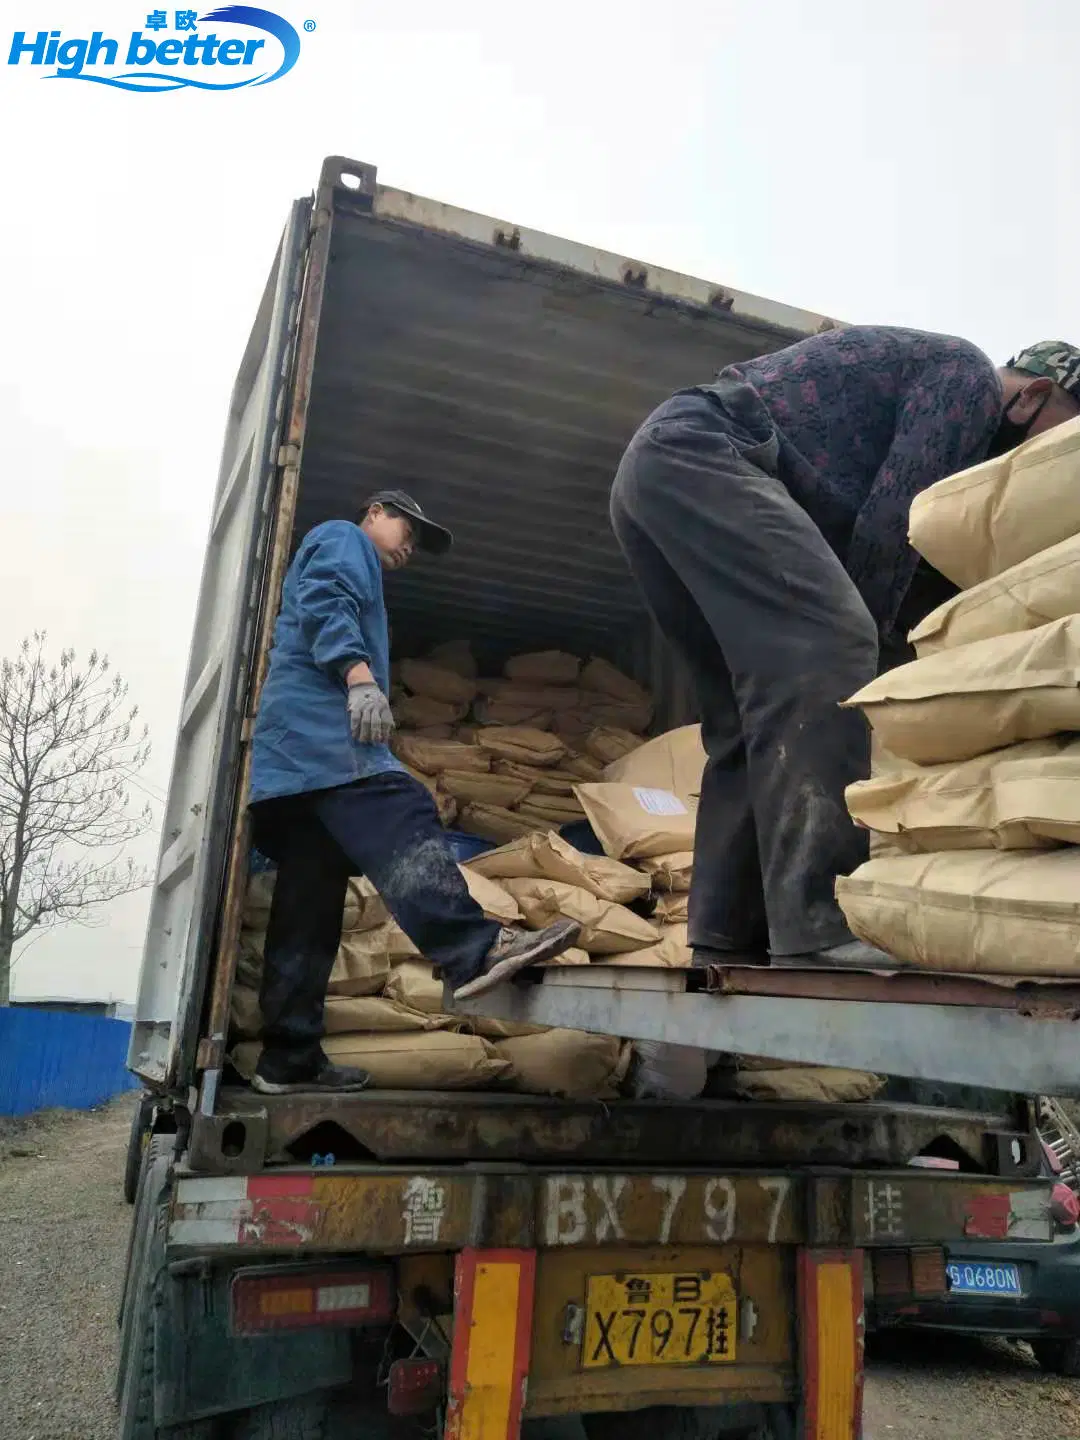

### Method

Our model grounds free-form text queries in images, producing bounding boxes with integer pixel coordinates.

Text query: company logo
[7,6,306,91]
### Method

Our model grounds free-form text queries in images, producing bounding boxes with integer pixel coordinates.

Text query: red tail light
[1051,1183,1079,1230]
[230,1265,394,1335]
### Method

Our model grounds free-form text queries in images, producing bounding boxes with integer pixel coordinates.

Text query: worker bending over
[247,490,579,1094]
[611,332,1080,968]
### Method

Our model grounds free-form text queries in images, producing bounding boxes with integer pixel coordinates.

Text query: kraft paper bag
[425,638,477,679]
[322,1031,510,1089]
[493,1030,629,1101]
[639,851,694,893]
[436,769,532,810]
[399,659,478,707]
[473,700,555,731]
[501,876,658,954]
[394,693,468,728]
[327,922,417,996]
[574,783,698,860]
[467,831,649,905]
[479,680,584,713]
[836,848,1080,976]
[458,802,541,844]
[909,415,1080,588]
[504,650,582,685]
[579,658,651,708]
[392,735,490,775]
[605,923,692,968]
[476,727,568,767]
[604,725,706,800]
[515,795,586,826]
[842,616,1080,764]
[384,960,444,1013]
[845,738,1080,851]
[231,1031,511,1089]
[322,996,458,1034]
[734,1067,884,1103]
[911,533,1080,657]
[584,727,643,765]
[460,867,522,924]
[492,761,581,797]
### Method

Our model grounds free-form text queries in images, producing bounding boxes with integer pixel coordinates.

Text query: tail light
[871,1247,948,1298]
[1051,1183,1079,1230]
[230,1265,394,1335]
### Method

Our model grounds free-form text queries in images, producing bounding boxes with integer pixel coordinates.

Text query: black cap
[366,489,453,556]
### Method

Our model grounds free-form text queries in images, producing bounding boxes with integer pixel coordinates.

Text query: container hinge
[277,442,300,469]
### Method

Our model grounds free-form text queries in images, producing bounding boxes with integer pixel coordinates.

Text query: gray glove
[347,682,395,745]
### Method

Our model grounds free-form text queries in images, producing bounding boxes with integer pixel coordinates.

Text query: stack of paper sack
[231,708,880,1103]
[838,416,1080,977]
[386,644,653,842]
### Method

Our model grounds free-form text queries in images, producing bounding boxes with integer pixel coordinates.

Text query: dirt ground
[1,1096,1079,1440]
[0,1096,136,1440]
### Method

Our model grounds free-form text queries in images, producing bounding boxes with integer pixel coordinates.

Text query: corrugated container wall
[293,180,822,727]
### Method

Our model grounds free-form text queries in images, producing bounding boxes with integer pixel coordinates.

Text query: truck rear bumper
[167,1165,1053,1256]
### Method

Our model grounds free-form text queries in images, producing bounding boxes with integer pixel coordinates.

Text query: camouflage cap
[1006,341,1080,402]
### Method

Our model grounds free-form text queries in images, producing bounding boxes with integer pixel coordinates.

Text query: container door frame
[129,196,313,1088]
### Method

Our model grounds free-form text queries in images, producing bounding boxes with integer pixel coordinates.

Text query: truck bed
[451,961,1080,1098]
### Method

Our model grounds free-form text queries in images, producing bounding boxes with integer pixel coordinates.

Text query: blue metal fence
[0,1007,140,1117]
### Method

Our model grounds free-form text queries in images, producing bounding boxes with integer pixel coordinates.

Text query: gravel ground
[865,1331,1080,1439]
[1,1096,1079,1440]
[0,1094,136,1440]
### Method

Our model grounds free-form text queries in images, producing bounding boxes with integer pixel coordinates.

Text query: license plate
[946,1261,1023,1298]
[582,1270,737,1368]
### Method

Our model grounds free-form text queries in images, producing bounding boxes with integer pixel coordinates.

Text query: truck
[118,155,1070,1440]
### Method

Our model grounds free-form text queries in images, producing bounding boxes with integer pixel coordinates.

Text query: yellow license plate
[582,1270,737,1368]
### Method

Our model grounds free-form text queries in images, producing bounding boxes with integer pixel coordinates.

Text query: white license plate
[946,1261,1022,1298]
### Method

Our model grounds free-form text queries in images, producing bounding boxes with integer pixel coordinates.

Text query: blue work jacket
[249,520,403,804]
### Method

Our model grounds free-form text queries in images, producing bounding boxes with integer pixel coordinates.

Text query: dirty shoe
[453,920,582,1001]
[252,1056,372,1095]
[779,939,893,970]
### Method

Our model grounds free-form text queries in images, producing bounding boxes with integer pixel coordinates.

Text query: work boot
[691,944,771,969]
[776,939,893,970]
[252,1054,372,1095]
[452,919,582,1001]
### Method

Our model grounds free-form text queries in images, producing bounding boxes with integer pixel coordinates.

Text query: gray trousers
[610,389,878,956]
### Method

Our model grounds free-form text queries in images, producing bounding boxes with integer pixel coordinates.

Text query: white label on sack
[633,787,688,816]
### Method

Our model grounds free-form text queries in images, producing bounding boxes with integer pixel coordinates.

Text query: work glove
[347,682,396,745]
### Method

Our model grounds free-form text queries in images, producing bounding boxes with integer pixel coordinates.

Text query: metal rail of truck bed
[452,962,1080,1097]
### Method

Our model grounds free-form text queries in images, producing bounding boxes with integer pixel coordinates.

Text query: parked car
[869,1144,1080,1375]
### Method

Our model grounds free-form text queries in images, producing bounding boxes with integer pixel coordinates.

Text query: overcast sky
[2,0,1079,1003]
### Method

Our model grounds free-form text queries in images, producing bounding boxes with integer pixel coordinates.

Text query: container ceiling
[297,207,812,667]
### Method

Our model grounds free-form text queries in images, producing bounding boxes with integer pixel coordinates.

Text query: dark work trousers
[250,771,501,1078]
[610,391,879,956]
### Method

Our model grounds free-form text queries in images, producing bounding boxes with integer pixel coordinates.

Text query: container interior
[295,208,807,723]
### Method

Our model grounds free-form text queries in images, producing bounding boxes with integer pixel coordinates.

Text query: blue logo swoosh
[48,5,300,91]
[199,5,300,86]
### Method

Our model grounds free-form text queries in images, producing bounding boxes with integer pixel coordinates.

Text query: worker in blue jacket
[247,490,580,1094]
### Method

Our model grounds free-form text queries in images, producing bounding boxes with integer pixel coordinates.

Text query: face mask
[985,388,1051,458]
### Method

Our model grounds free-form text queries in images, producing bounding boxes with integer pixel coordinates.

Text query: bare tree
[0,633,154,1005]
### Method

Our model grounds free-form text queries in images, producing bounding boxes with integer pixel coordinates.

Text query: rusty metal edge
[706,964,1080,1016]
[185,1087,1017,1174]
[195,160,370,1111]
